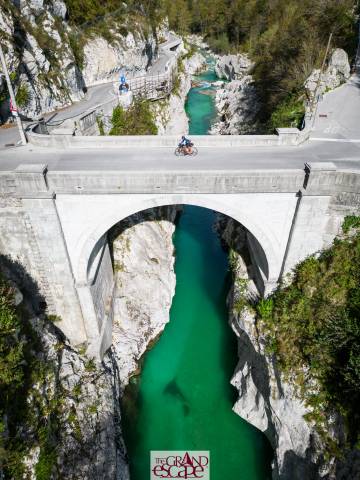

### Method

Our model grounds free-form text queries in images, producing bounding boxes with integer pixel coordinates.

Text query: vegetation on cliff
[0,274,63,479]
[256,216,360,456]
[110,100,158,135]
[166,0,359,129]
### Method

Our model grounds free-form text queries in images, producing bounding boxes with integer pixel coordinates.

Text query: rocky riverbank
[210,53,260,134]
[152,47,206,134]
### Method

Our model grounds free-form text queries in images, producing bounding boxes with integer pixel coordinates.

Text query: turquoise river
[122,63,273,479]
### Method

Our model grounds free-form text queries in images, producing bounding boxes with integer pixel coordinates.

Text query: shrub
[110,100,158,135]
[342,215,360,233]
[268,94,305,130]
[256,298,273,320]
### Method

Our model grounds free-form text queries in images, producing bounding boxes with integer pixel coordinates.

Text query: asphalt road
[0,35,180,150]
[0,136,359,172]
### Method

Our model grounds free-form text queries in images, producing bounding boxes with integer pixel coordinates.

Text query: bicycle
[174,144,198,156]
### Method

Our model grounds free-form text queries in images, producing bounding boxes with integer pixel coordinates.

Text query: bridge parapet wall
[26,129,301,148]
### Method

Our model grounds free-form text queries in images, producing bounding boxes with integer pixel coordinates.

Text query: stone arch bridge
[0,155,359,358]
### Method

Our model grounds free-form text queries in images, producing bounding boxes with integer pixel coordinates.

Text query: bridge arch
[55,192,297,357]
[77,194,281,290]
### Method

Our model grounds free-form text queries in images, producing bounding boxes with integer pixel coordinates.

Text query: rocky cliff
[218,216,359,480]
[0,0,159,121]
[0,274,129,479]
[152,48,206,135]
[0,206,179,478]
[110,206,179,388]
[211,54,260,134]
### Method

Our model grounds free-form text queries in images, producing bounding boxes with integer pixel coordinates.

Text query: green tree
[110,100,158,135]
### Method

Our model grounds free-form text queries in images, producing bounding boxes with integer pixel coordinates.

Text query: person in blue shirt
[179,135,193,155]
[119,75,129,94]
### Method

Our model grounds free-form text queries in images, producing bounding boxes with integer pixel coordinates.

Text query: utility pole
[0,42,27,145]
[310,32,333,128]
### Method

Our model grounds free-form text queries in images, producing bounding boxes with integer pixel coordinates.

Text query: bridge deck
[0,140,359,173]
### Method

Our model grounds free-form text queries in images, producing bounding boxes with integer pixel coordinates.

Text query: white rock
[329,48,350,78]
[112,209,178,387]
[118,90,133,109]
[212,80,225,88]
[49,0,67,19]
[186,51,206,75]
[215,54,253,81]
[305,48,351,103]
[211,75,260,135]
[82,32,156,86]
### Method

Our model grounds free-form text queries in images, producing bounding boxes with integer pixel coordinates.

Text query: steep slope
[0,0,160,120]
[219,216,360,479]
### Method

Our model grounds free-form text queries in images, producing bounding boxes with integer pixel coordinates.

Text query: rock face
[0,1,159,120]
[46,331,130,480]
[224,220,320,479]
[1,285,129,479]
[230,307,324,480]
[0,1,85,120]
[153,47,206,135]
[210,75,260,134]
[110,206,179,387]
[218,216,358,479]
[215,53,252,81]
[305,48,351,103]
[82,32,157,87]
[1,206,180,478]
[210,53,260,135]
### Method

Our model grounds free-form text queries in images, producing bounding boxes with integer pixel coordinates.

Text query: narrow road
[0,34,181,149]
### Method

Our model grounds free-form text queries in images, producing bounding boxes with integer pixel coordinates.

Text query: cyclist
[178,135,193,155]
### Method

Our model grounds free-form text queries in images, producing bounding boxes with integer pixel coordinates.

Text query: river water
[122,62,273,479]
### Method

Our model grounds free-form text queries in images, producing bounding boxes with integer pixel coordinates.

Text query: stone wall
[0,194,86,345]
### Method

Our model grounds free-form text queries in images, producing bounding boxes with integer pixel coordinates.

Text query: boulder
[211,76,260,135]
[305,48,351,100]
[329,48,350,78]
[215,54,252,81]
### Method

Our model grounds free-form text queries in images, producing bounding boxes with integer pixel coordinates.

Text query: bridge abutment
[0,170,87,345]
